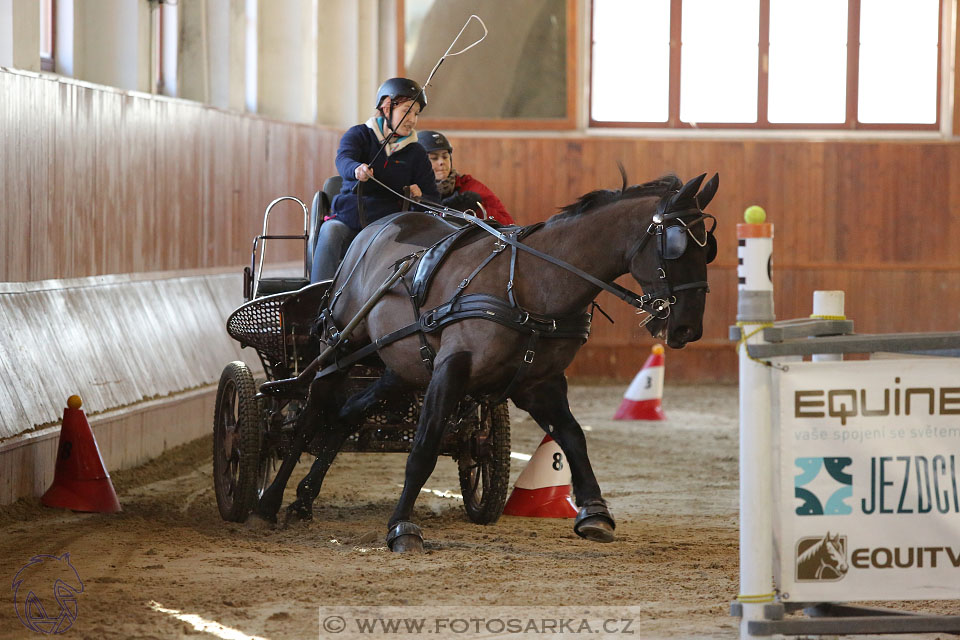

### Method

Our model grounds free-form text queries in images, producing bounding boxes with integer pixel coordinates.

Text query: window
[590,0,942,129]
[152,0,179,96]
[40,0,54,71]
[399,0,576,129]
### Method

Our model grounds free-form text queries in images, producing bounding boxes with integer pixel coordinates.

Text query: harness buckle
[657,267,666,280]
[419,345,434,364]
[493,240,507,253]
[458,278,469,290]
[507,279,514,291]
[519,311,530,325]
[523,350,535,364]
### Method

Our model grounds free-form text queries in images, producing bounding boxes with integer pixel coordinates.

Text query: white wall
[0,0,40,71]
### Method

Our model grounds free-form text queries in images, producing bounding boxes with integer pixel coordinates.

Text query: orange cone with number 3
[502,435,578,518]
[614,344,667,420]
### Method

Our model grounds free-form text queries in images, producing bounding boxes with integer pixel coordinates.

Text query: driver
[310,78,440,283]
[417,130,515,225]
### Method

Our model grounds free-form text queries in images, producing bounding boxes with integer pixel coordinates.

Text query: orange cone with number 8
[614,344,667,420]
[502,435,578,518]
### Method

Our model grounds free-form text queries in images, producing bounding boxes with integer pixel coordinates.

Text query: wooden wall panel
[1,70,340,281]
[453,134,960,382]
[5,69,960,382]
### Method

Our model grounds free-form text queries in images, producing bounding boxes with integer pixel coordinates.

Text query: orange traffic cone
[614,344,666,420]
[502,435,578,518]
[41,396,121,513]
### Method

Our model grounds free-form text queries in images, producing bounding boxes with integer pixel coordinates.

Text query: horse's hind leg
[511,374,616,543]
[285,370,409,524]
[387,351,472,553]
[254,374,340,523]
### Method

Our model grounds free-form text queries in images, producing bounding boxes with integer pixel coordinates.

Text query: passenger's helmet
[417,130,452,154]
[375,77,427,111]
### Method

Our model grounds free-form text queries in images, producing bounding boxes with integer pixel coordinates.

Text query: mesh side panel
[226,294,290,364]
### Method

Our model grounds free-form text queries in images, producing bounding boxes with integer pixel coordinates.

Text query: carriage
[212,185,512,526]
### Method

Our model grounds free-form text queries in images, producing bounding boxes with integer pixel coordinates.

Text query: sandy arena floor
[1,384,954,639]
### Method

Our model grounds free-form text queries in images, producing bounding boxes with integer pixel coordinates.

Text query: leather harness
[309,204,711,402]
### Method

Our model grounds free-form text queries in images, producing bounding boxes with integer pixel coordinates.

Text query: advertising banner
[774,358,960,601]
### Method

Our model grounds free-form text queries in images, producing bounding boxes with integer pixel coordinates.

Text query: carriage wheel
[213,362,266,522]
[457,401,511,525]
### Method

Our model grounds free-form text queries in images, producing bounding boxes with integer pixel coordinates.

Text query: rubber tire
[458,401,511,525]
[213,361,264,522]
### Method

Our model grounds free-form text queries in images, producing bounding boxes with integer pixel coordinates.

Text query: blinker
[662,225,717,264]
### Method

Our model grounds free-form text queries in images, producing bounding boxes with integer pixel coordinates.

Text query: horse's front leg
[285,370,408,524]
[387,351,472,553]
[511,374,616,543]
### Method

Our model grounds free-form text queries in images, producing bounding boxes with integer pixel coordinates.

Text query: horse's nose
[673,325,695,344]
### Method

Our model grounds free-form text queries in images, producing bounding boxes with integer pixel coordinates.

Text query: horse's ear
[616,161,628,193]
[696,173,719,210]
[671,173,707,209]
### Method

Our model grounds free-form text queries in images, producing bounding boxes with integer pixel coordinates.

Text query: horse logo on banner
[796,533,849,581]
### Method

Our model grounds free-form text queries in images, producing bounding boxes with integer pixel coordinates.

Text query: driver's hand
[355,164,373,182]
[408,184,422,199]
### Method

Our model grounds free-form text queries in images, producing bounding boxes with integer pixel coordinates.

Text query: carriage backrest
[306,176,344,273]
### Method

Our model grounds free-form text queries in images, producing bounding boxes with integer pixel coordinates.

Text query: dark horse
[255,171,719,552]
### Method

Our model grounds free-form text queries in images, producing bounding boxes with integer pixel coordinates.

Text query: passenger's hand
[408,184,422,199]
[355,164,373,182]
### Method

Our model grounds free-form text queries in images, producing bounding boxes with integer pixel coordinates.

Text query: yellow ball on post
[744,205,766,224]
[67,395,83,410]
[652,344,665,356]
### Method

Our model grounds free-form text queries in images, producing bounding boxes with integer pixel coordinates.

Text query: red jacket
[455,174,515,225]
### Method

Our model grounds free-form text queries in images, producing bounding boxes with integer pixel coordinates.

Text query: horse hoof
[574,500,616,543]
[390,534,424,553]
[386,521,424,553]
[574,516,615,543]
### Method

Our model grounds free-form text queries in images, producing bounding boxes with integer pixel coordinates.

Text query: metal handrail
[250,196,308,300]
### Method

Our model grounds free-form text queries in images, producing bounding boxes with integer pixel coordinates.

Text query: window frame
[396,0,578,130]
[40,0,55,72]
[589,0,943,131]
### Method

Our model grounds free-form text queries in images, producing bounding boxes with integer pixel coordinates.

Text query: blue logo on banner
[12,553,84,634]
[795,457,853,516]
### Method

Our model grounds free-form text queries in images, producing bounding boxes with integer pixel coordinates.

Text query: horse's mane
[549,171,684,223]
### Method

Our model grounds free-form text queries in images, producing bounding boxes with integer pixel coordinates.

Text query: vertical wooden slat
[846,0,861,127]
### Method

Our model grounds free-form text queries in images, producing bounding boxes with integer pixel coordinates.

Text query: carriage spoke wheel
[457,401,511,525]
[213,361,265,522]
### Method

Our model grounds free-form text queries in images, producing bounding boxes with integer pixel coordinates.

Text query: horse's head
[628,173,719,349]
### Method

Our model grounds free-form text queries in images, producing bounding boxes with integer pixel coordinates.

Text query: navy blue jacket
[331,123,439,231]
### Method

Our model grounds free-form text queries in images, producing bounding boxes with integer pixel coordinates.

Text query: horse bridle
[627,208,717,326]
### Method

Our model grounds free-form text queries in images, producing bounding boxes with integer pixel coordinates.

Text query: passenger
[417,130,515,225]
[310,78,440,283]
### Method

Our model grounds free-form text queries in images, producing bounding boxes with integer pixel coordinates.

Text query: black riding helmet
[417,130,452,154]
[375,77,427,111]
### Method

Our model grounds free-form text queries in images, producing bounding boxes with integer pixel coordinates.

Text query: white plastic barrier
[732,209,960,638]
